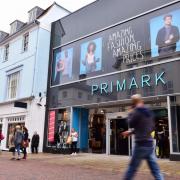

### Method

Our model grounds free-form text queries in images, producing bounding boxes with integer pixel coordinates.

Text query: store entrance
[153,108,170,158]
[89,114,106,153]
[110,118,129,155]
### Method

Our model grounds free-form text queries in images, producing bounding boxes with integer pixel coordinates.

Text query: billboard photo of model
[53,48,73,85]
[150,10,180,57]
[80,37,102,74]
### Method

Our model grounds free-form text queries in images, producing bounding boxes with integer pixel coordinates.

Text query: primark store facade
[43,0,180,160]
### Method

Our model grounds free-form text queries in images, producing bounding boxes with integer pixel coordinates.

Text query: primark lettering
[91,71,166,95]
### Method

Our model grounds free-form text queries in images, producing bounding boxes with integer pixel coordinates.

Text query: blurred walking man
[122,94,163,180]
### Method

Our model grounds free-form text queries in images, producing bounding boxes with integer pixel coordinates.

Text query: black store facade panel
[44,0,180,160]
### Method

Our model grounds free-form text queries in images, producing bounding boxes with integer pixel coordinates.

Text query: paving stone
[0,152,180,180]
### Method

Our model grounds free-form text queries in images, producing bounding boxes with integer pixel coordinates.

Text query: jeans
[124,145,164,180]
[71,141,77,153]
[16,144,21,156]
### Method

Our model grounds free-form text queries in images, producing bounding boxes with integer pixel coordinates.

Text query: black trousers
[23,147,27,156]
[31,146,38,153]
[71,142,77,153]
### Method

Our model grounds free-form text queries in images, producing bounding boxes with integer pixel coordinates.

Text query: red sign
[48,111,55,142]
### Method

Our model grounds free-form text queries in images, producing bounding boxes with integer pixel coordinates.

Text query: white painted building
[0,2,70,152]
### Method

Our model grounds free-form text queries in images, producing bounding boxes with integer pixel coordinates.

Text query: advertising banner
[48,111,55,142]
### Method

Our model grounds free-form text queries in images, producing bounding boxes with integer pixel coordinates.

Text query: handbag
[0,133,4,141]
[9,147,15,152]
[22,140,29,148]
[66,136,72,144]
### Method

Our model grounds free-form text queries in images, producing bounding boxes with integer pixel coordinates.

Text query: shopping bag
[66,136,72,144]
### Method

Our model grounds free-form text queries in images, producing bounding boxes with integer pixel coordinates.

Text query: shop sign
[91,71,166,95]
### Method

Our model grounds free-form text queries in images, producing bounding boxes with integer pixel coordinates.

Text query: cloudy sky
[0,0,96,32]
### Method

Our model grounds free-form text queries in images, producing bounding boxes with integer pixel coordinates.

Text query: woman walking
[14,125,24,160]
[22,126,29,160]
[71,128,78,155]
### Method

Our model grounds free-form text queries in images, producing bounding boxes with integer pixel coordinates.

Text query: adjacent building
[0,2,70,152]
[44,0,180,161]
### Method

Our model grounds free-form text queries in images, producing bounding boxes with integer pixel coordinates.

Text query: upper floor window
[23,33,29,52]
[10,22,17,35]
[7,71,20,99]
[29,9,37,22]
[4,44,9,61]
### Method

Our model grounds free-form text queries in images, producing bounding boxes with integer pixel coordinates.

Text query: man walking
[122,94,163,180]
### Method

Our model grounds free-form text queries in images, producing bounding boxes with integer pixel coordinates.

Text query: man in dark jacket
[31,131,40,154]
[156,14,180,56]
[122,94,163,180]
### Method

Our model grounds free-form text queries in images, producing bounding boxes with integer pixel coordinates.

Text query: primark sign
[91,71,166,95]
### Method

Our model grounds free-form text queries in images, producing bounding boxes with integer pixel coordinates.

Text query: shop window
[47,108,71,149]
[6,121,25,148]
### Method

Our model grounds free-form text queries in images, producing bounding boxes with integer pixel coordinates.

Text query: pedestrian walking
[122,94,164,180]
[14,125,24,160]
[0,129,4,152]
[31,131,40,154]
[22,126,29,159]
[70,128,78,155]
[8,127,16,160]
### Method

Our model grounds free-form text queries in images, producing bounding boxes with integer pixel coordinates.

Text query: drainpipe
[31,20,40,97]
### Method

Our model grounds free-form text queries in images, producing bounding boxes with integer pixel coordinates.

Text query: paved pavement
[0,152,180,180]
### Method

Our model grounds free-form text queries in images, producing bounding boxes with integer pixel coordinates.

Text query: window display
[6,123,25,148]
[48,109,70,149]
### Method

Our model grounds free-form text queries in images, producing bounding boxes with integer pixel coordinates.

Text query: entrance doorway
[6,122,25,148]
[89,114,106,153]
[153,108,170,158]
[106,105,170,158]
[110,118,129,155]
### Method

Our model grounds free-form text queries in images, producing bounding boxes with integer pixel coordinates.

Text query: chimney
[28,6,44,22]
[0,31,8,42]
[10,20,25,35]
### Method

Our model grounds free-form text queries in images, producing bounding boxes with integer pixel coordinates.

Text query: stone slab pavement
[0,152,180,180]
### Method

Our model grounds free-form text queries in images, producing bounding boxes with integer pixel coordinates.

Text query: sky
[0,0,96,32]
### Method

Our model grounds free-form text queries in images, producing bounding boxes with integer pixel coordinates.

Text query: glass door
[110,118,129,155]
[169,96,180,154]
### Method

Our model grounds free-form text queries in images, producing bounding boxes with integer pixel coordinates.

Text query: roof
[0,21,39,45]
[10,20,25,25]
[28,6,44,13]
[0,2,70,45]
[37,2,71,19]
